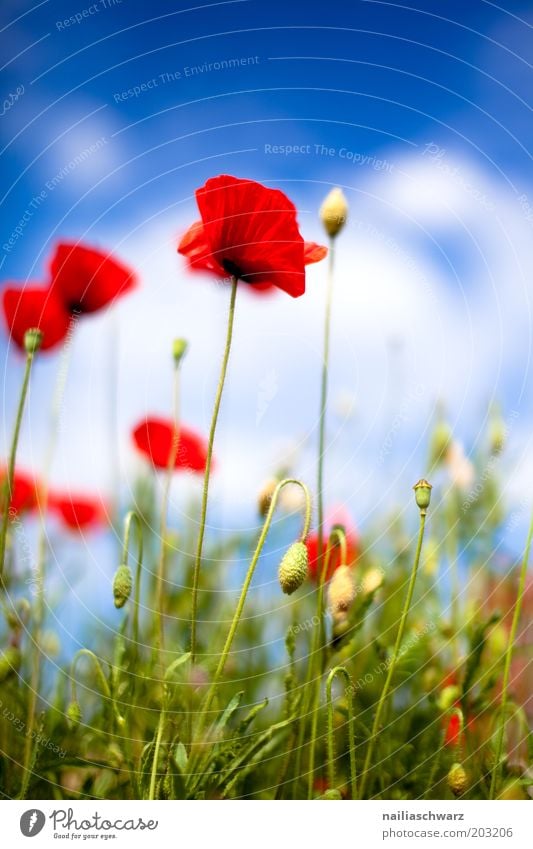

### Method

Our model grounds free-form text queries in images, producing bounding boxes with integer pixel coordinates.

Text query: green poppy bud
[447,762,468,796]
[66,700,82,729]
[23,327,43,355]
[413,479,432,513]
[278,541,308,595]
[113,564,133,609]
[320,188,348,238]
[437,685,461,712]
[173,338,188,365]
[0,646,22,683]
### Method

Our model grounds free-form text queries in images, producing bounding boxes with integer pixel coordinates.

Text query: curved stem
[359,510,427,799]
[190,277,238,662]
[326,665,357,799]
[156,363,181,656]
[71,648,125,730]
[0,348,36,581]
[190,479,311,765]
[489,509,533,799]
[316,238,335,584]
[121,510,144,657]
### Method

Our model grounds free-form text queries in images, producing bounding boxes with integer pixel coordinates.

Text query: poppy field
[0,174,531,803]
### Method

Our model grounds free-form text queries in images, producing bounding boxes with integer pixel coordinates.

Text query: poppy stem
[359,508,427,799]
[0,345,37,582]
[187,479,311,789]
[316,237,335,585]
[326,665,357,799]
[489,508,533,799]
[121,510,144,666]
[190,276,238,663]
[156,358,182,657]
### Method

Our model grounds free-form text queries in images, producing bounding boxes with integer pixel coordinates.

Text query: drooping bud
[278,541,308,595]
[327,565,356,618]
[257,477,278,517]
[23,327,43,356]
[113,564,133,609]
[447,762,468,796]
[320,188,348,239]
[0,646,22,683]
[66,700,82,729]
[413,479,432,513]
[173,337,188,365]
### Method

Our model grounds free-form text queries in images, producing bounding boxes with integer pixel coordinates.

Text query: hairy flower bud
[257,477,278,517]
[362,567,384,595]
[278,541,308,595]
[24,327,43,355]
[66,700,82,729]
[447,762,468,796]
[113,564,133,609]
[320,188,348,238]
[413,479,432,513]
[327,564,356,618]
[0,646,21,683]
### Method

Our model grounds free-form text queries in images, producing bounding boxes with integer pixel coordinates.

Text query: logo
[20,810,46,837]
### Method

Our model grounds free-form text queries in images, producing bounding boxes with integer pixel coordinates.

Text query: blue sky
[2,0,533,573]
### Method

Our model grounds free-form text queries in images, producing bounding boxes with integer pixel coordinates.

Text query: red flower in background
[306,507,359,583]
[0,470,40,517]
[178,175,327,297]
[2,242,136,352]
[48,493,106,532]
[132,417,210,473]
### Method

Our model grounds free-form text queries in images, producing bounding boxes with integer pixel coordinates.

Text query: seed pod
[66,700,82,729]
[328,565,356,617]
[24,327,43,355]
[320,188,348,238]
[0,646,22,683]
[447,762,468,796]
[278,541,308,595]
[413,479,432,513]
[257,477,278,517]
[113,564,133,609]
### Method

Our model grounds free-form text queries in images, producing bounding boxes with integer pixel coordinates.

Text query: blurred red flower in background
[48,493,106,532]
[178,175,327,297]
[0,469,40,517]
[132,417,210,473]
[306,507,359,583]
[2,242,136,352]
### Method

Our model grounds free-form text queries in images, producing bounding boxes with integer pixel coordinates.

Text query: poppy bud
[320,188,348,238]
[113,564,133,609]
[173,337,188,365]
[66,700,82,729]
[278,541,308,595]
[327,565,356,617]
[413,479,432,513]
[0,646,22,683]
[23,327,43,355]
[447,762,468,796]
[257,477,278,517]
[437,685,461,712]
[488,411,506,455]
[362,567,384,595]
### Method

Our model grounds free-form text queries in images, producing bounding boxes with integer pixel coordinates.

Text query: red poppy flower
[48,493,106,532]
[444,712,462,747]
[306,507,358,583]
[2,285,72,351]
[0,469,40,517]
[132,417,210,473]
[178,175,327,297]
[49,242,136,314]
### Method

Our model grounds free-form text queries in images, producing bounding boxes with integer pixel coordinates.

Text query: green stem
[489,509,533,799]
[70,649,125,731]
[121,511,144,661]
[149,703,166,800]
[359,510,427,799]
[190,479,311,772]
[190,277,238,662]
[0,348,36,581]
[156,363,181,656]
[316,237,335,584]
[326,665,357,799]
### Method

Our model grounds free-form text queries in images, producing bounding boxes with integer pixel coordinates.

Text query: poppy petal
[48,493,105,531]
[132,417,210,474]
[49,242,136,314]
[304,241,328,264]
[2,285,72,351]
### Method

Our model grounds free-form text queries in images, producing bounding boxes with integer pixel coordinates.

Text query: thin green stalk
[326,665,357,799]
[120,510,144,662]
[0,345,37,580]
[70,649,125,731]
[149,704,166,800]
[316,237,335,584]
[489,509,533,799]
[190,277,238,662]
[156,362,181,656]
[189,479,311,775]
[359,510,427,799]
